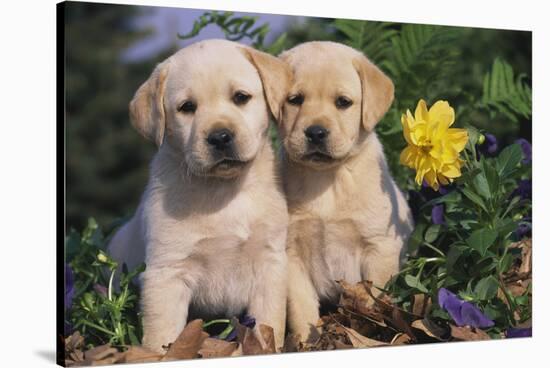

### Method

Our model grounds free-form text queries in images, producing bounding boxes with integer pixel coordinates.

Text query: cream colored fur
[278,41,414,342]
[108,39,291,352]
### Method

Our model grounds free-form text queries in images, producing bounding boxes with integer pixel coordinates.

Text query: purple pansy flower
[219,315,256,341]
[515,138,532,164]
[515,217,532,239]
[431,204,446,225]
[438,288,494,328]
[513,179,532,200]
[239,314,256,329]
[65,264,75,311]
[506,327,532,338]
[408,183,452,223]
[438,185,450,195]
[93,283,108,297]
[478,134,499,156]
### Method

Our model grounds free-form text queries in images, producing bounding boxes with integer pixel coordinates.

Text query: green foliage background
[65,2,531,230]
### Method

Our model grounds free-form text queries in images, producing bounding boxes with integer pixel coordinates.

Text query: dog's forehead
[166,41,261,91]
[283,42,361,92]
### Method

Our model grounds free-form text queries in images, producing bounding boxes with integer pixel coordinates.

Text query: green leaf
[496,143,523,178]
[456,167,482,186]
[498,253,514,274]
[495,218,518,238]
[127,325,140,346]
[82,217,103,247]
[404,274,429,293]
[466,125,481,149]
[474,276,499,300]
[121,262,146,287]
[482,159,500,195]
[466,228,498,256]
[446,244,467,271]
[472,172,492,200]
[461,187,488,212]
[422,190,461,208]
[424,224,441,243]
[407,223,427,255]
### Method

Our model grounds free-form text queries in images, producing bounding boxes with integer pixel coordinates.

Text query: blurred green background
[64,2,531,231]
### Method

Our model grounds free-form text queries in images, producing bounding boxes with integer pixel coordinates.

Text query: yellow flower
[400,99,468,191]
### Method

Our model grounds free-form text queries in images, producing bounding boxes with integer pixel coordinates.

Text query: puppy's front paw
[142,333,169,354]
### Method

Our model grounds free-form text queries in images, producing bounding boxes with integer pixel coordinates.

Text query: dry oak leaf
[342,326,388,348]
[411,319,448,341]
[65,331,85,366]
[412,294,432,317]
[282,333,302,353]
[450,325,491,341]
[241,324,277,355]
[162,319,209,361]
[82,344,123,366]
[390,333,412,345]
[198,338,239,358]
[122,346,164,363]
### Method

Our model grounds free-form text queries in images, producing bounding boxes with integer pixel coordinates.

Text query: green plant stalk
[80,320,117,337]
[202,319,231,328]
[497,275,518,325]
[422,242,446,257]
[108,269,115,302]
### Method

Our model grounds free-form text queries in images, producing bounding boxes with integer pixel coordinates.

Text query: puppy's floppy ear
[129,62,169,146]
[353,55,394,132]
[240,47,292,122]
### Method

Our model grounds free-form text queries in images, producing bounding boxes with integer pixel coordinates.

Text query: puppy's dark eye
[178,100,197,113]
[335,96,353,109]
[233,91,252,105]
[287,94,304,106]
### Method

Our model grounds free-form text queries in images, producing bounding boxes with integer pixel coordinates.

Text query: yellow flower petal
[438,174,450,186]
[400,146,417,168]
[424,169,439,191]
[401,113,413,145]
[441,162,462,178]
[446,128,469,152]
[415,99,429,123]
[429,100,455,127]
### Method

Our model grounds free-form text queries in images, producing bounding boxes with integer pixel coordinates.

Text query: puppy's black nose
[207,129,234,150]
[305,125,329,145]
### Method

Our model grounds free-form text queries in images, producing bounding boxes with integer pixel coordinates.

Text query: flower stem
[202,319,231,328]
[108,269,115,302]
[498,275,517,324]
[80,320,117,336]
[423,242,446,257]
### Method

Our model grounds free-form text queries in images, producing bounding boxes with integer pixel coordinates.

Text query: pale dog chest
[289,189,390,296]
[148,193,272,315]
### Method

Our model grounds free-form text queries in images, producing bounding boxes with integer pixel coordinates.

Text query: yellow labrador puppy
[108,39,291,352]
[278,41,414,342]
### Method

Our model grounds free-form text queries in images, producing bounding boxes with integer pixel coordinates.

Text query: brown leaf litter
[65,240,532,365]
[65,318,274,366]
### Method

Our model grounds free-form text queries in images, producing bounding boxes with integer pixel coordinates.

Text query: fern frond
[178,11,283,53]
[383,24,461,79]
[479,58,531,122]
[332,19,397,65]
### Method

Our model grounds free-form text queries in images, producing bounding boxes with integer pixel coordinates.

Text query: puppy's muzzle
[207,128,234,153]
[305,125,329,146]
[206,128,249,174]
[303,125,335,163]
